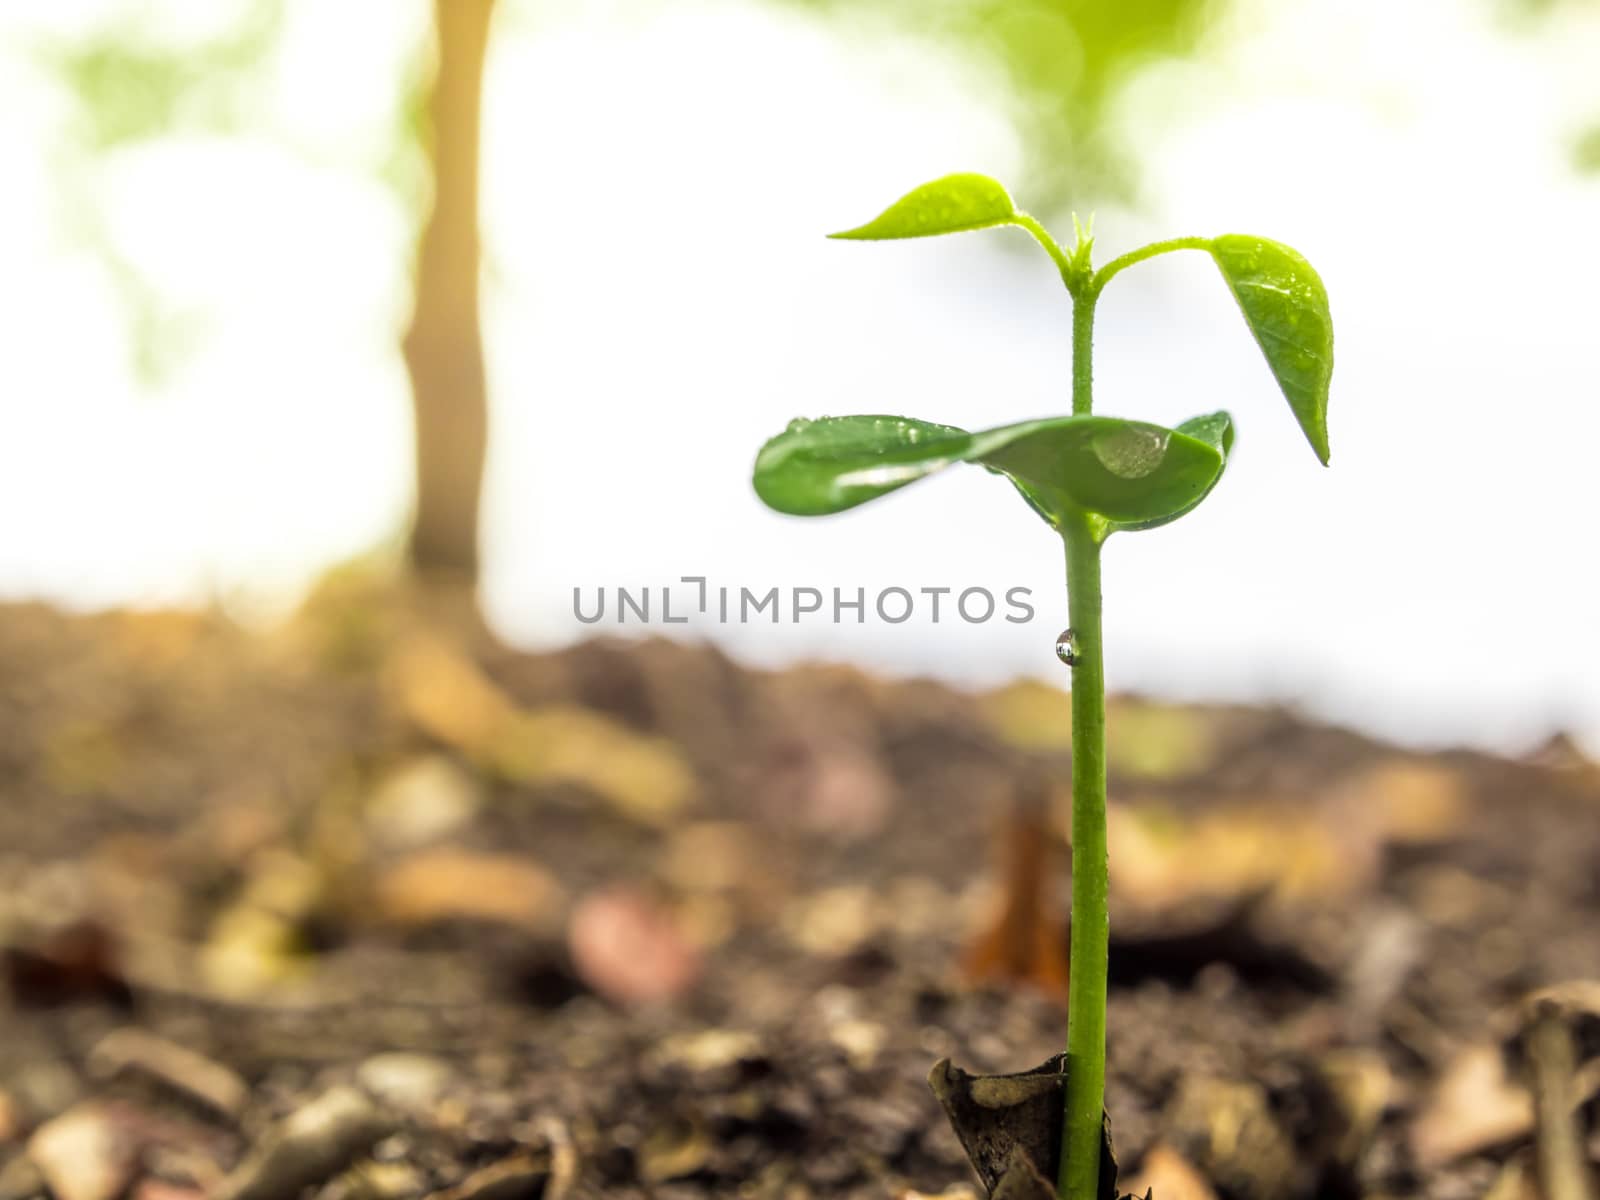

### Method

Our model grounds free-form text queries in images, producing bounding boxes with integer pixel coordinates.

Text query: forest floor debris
[1,593,1599,1198]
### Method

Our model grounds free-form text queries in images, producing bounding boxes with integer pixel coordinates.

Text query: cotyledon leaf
[752,413,1228,531]
[829,174,1018,241]
[751,415,972,516]
[1104,411,1235,534]
[1210,235,1333,465]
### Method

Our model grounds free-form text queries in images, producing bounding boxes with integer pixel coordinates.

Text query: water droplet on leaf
[1055,629,1078,667]
[1091,425,1168,479]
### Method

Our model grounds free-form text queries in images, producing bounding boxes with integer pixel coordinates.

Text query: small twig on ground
[1525,1001,1597,1200]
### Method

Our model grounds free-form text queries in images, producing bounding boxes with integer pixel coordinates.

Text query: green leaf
[1210,235,1333,465]
[1104,411,1234,533]
[752,413,1227,532]
[829,174,1017,241]
[751,415,971,515]
[974,416,1225,528]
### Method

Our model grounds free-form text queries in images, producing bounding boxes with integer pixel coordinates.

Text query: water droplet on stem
[1055,629,1078,667]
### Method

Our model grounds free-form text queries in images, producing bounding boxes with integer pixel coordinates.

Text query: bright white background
[2,0,1598,753]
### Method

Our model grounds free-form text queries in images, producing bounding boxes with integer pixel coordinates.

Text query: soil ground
[1,583,1598,1200]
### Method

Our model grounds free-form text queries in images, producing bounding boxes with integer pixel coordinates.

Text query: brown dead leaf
[89,1029,248,1122]
[962,779,1070,1000]
[0,1087,19,1144]
[388,634,697,823]
[27,1103,141,1200]
[385,634,514,754]
[1411,1042,1534,1168]
[494,705,696,825]
[1122,1145,1218,1200]
[373,848,564,935]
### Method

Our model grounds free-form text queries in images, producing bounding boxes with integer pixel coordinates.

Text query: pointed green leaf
[1105,411,1234,533]
[752,413,1227,532]
[829,174,1017,241]
[1210,235,1333,465]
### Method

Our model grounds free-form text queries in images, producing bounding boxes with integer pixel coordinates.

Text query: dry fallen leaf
[962,781,1070,1000]
[0,1086,19,1144]
[385,634,514,755]
[373,848,564,935]
[388,633,697,823]
[1411,1043,1534,1168]
[1122,1144,1218,1200]
[89,1028,249,1121]
[495,705,696,825]
[27,1103,141,1200]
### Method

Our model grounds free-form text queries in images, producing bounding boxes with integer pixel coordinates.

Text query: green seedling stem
[751,173,1334,1200]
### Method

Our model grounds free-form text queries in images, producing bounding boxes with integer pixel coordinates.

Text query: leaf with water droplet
[829,174,1018,241]
[752,413,1227,531]
[1210,235,1333,465]
[1103,411,1235,535]
[973,416,1223,528]
[1091,424,1169,479]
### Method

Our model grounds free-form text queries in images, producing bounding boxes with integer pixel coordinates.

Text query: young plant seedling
[751,174,1334,1200]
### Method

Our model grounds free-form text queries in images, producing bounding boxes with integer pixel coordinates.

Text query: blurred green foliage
[41,2,283,150]
[34,3,285,386]
[31,0,429,389]
[786,0,1221,210]
[1572,122,1600,174]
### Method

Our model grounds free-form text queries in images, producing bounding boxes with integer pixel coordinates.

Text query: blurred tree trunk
[403,0,496,579]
